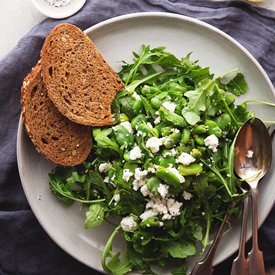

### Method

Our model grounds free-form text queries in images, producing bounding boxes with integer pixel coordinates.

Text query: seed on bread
[40,23,125,126]
[21,61,92,166]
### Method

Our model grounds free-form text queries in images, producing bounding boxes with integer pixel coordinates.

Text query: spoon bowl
[234,117,272,275]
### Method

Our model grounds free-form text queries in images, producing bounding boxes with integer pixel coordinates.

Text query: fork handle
[230,196,249,275]
[190,211,232,275]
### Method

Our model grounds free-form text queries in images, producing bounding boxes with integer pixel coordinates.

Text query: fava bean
[131,114,147,129]
[205,120,222,138]
[140,217,161,228]
[155,121,170,133]
[194,136,205,146]
[118,113,129,123]
[114,125,134,146]
[165,132,181,149]
[191,148,202,158]
[192,125,207,135]
[181,128,191,144]
[178,163,203,176]
[156,166,181,186]
[133,100,145,115]
[136,124,152,141]
[215,113,231,130]
[151,128,159,138]
[146,177,161,196]
[161,127,171,137]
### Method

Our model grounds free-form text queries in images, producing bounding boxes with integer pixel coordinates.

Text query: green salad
[49,45,256,275]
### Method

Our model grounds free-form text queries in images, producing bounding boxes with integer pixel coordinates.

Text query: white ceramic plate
[31,0,86,19]
[17,12,275,274]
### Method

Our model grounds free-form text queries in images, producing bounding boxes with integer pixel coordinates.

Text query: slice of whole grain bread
[21,61,92,166]
[40,23,125,126]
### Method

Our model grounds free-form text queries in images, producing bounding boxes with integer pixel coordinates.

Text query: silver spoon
[234,117,272,275]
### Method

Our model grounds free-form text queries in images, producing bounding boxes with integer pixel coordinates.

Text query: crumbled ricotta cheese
[98,162,111,173]
[140,209,158,221]
[132,91,141,101]
[176,152,196,166]
[204,134,219,152]
[167,198,183,216]
[157,183,170,198]
[147,167,156,173]
[137,130,146,137]
[162,101,176,113]
[154,116,161,125]
[140,184,151,197]
[122,169,134,182]
[246,150,253,158]
[121,215,138,231]
[45,0,71,7]
[114,193,120,202]
[120,121,134,134]
[147,122,153,129]
[129,146,142,160]
[132,168,148,191]
[146,137,163,153]
[182,191,193,200]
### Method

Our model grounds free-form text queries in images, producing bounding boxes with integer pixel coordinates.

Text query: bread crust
[40,23,125,126]
[21,61,92,166]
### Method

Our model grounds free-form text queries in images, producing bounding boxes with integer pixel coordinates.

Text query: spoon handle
[191,210,233,275]
[230,196,249,275]
[248,185,265,275]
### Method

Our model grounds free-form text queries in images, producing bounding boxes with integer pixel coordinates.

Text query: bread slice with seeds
[21,61,92,166]
[40,23,125,126]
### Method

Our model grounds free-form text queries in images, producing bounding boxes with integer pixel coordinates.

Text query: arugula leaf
[159,105,187,127]
[161,241,196,258]
[84,202,105,229]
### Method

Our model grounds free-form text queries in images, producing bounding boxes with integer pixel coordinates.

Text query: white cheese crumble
[129,146,142,160]
[183,191,193,200]
[204,134,219,152]
[120,121,134,135]
[121,215,138,231]
[140,209,158,221]
[176,152,196,166]
[162,101,176,113]
[246,150,253,158]
[122,169,134,182]
[132,91,141,101]
[140,184,151,197]
[146,137,163,153]
[132,168,148,191]
[144,197,183,220]
[157,184,170,198]
[98,162,111,173]
[137,130,146,137]
[114,193,120,202]
[154,116,161,125]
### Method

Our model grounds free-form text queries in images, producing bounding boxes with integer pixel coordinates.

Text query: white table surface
[1,0,275,274]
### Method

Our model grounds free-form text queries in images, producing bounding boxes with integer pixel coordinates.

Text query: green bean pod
[178,163,203,176]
